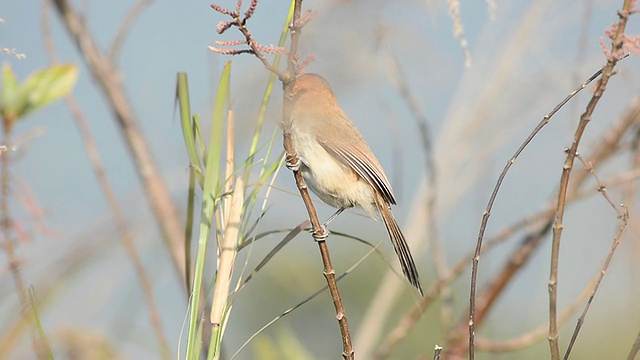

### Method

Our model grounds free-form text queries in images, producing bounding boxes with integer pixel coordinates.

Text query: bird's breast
[290,130,377,216]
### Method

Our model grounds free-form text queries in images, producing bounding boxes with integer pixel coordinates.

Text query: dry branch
[51,0,186,283]
[548,2,635,358]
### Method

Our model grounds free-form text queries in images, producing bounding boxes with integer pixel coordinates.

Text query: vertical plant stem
[548,2,633,358]
[51,0,186,282]
[40,5,171,355]
[279,1,353,358]
[66,96,172,360]
[209,178,244,360]
[1,129,27,303]
[0,126,40,356]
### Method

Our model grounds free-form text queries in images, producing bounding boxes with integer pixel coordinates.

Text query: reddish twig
[209,1,288,78]
[548,2,634,358]
[209,0,353,358]
[562,155,631,359]
[466,61,604,360]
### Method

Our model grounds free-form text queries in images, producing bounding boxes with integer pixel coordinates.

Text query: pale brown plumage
[289,73,422,295]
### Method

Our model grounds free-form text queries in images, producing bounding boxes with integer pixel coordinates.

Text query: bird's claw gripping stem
[311,224,330,242]
[286,156,301,171]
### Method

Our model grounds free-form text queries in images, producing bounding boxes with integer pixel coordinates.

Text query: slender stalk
[66,96,172,360]
[548,2,633,358]
[0,123,41,356]
[40,4,171,356]
[0,128,27,303]
[51,0,186,283]
[465,61,604,360]
[209,0,354,356]
[280,1,353,357]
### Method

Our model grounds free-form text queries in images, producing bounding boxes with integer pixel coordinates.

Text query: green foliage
[0,63,78,131]
[29,288,53,360]
[181,61,232,360]
[176,2,302,358]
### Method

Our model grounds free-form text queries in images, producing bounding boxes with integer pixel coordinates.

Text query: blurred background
[1,0,640,359]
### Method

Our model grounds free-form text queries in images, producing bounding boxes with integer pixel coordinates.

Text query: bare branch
[294,9,315,28]
[216,20,234,34]
[295,53,315,74]
[215,39,247,46]
[243,0,258,21]
[465,60,604,360]
[562,155,631,359]
[628,328,640,360]
[50,0,187,283]
[548,2,635,358]
[210,3,234,16]
[208,46,254,55]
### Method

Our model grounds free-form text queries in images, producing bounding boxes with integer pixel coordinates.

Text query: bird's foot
[311,224,330,242]
[285,155,300,171]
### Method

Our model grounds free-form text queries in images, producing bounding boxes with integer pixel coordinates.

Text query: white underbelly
[291,132,377,216]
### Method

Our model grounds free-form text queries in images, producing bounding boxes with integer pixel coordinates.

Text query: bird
[287,73,423,295]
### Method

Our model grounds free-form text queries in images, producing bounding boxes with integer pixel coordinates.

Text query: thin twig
[433,345,443,360]
[548,2,634,358]
[562,155,630,359]
[0,121,32,356]
[443,65,639,358]
[51,0,187,283]
[230,241,379,360]
[373,206,550,359]
[628,328,640,360]
[576,154,624,214]
[285,10,353,360]
[475,251,617,353]
[467,61,604,360]
[375,160,632,359]
[563,207,628,359]
[0,130,28,305]
[355,64,640,359]
[41,3,171,358]
[209,0,353,357]
[282,1,353,357]
[361,5,559,354]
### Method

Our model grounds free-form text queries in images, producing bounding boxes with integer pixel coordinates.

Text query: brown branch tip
[295,54,316,74]
[294,10,316,29]
[209,0,286,57]
[600,2,640,61]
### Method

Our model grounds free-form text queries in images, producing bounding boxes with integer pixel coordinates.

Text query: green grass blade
[243,129,285,230]
[207,63,231,196]
[184,169,196,290]
[185,61,232,360]
[29,287,53,360]
[193,114,207,167]
[230,244,379,360]
[176,72,204,187]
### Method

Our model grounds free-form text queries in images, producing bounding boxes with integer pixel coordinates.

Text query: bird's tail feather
[376,198,423,296]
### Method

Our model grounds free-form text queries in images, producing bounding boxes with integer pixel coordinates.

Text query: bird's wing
[316,119,397,205]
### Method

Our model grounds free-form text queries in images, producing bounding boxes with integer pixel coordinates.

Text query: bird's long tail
[376,197,423,296]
